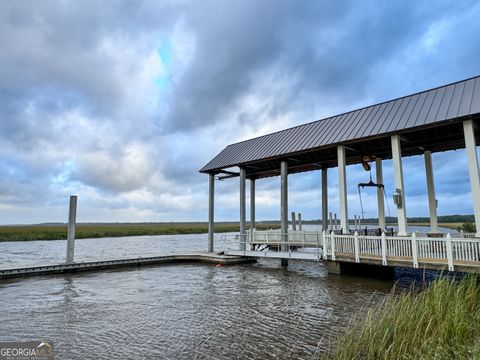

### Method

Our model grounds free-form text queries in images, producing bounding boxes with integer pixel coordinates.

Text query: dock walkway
[222,230,480,273]
[0,252,255,280]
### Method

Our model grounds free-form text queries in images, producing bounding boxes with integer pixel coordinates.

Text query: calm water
[0,227,438,359]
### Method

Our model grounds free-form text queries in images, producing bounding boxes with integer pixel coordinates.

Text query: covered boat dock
[200,76,480,271]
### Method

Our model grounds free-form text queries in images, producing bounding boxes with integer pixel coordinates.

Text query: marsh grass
[324,275,480,359]
[0,223,279,241]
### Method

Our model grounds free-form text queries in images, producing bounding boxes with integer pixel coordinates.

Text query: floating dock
[0,252,255,280]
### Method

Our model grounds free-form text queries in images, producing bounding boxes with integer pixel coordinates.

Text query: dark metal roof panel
[415,89,437,127]
[299,118,322,150]
[387,96,412,133]
[319,114,345,144]
[425,87,446,123]
[367,100,395,137]
[401,95,420,130]
[308,116,336,148]
[470,78,480,114]
[237,136,261,164]
[403,92,427,130]
[458,78,475,117]
[200,75,480,173]
[284,123,312,153]
[345,105,375,140]
[234,138,254,164]
[324,112,352,145]
[255,130,283,159]
[435,84,455,122]
[378,97,403,134]
[446,82,466,119]
[331,108,360,144]
[275,126,300,155]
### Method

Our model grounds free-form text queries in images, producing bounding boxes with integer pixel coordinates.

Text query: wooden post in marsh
[291,212,297,231]
[66,195,77,264]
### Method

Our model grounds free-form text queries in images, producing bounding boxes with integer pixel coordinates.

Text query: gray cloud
[0,0,479,223]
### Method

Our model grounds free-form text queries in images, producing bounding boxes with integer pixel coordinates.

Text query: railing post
[322,231,328,260]
[446,233,454,271]
[411,232,418,268]
[354,231,360,263]
[330,231,336,261]
[381,232,387,265]
[302,231,305,253]
[460,229,465,238]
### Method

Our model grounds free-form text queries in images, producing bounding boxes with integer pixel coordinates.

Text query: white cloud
[0,0,479,224]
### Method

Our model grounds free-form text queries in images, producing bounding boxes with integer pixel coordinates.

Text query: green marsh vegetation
[0,223,280,241]
[323,275,480,359]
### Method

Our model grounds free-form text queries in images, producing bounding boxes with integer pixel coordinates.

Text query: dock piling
[66,195,77,264]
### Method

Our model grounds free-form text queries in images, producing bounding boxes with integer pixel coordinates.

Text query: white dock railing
[221,230,480,272]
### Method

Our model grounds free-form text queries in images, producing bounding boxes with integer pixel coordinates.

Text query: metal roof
[200,75,480,177]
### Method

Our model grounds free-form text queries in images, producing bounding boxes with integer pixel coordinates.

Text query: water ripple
[0,259,391,359]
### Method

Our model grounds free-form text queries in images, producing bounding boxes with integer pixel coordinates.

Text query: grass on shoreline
[408,222,467,231]
[0,223,280,242]
[0,221,468,242]
[324,275,480,359]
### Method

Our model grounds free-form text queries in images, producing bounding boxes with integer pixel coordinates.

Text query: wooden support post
[322,230,328,260]
[291,211,297,231]
[66,195,77,264]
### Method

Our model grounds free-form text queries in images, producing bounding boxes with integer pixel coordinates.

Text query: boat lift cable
[358,167,391,220]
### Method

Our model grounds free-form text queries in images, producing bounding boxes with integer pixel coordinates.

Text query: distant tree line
[297,214,475,224]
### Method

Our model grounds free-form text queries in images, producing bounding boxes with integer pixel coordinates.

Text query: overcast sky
[1,0,480,224]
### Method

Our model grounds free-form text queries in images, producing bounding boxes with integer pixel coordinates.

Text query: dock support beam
[424,151,438,233]
[66,195,77,264]
[464,120,480,237]
[391,135,408,236]
[208,174,215,252]
[280,161,288,267]
[322,168,328,232]
[338,145,349,234]
[376,158,386,230]
[250,178,255,231]
[240,168,246,250]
